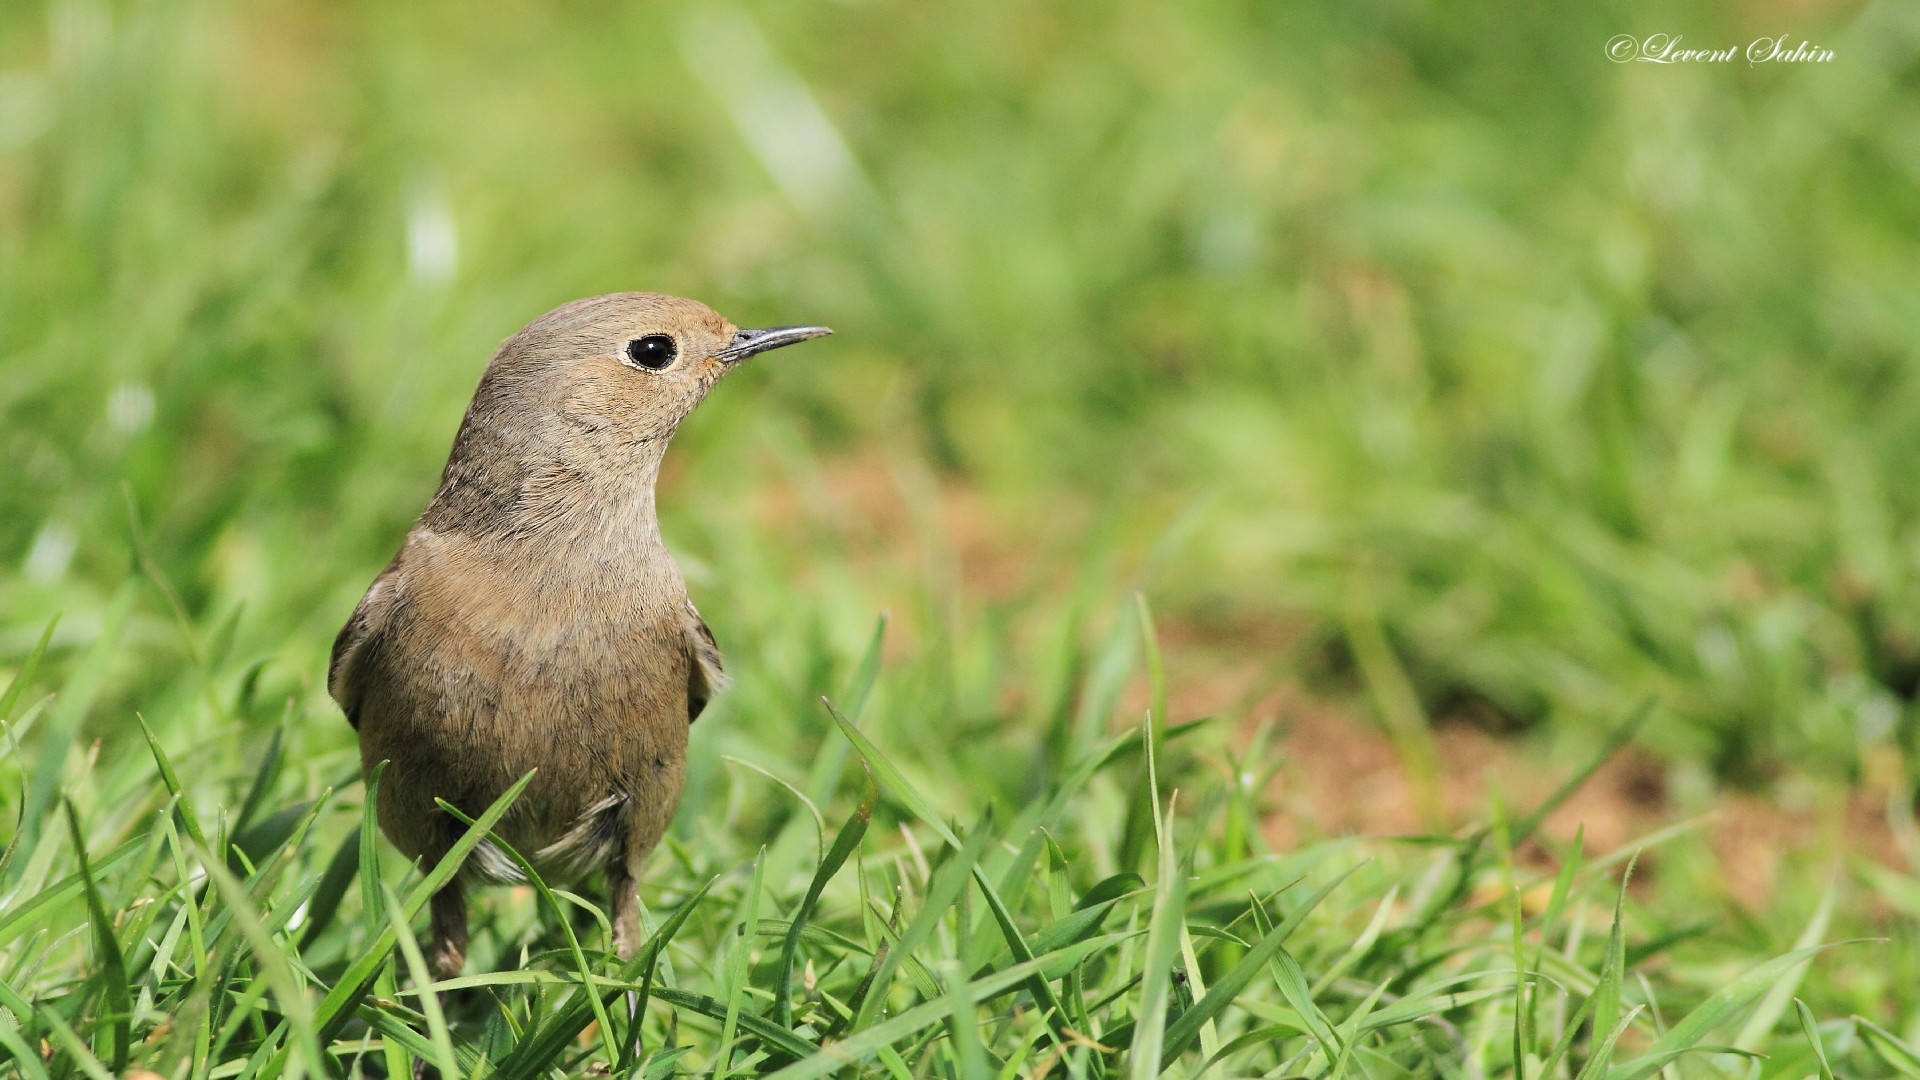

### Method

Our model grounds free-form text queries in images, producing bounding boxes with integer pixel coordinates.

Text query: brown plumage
[329,293,829,978]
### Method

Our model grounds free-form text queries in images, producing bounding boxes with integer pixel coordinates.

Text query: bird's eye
[624,335,678,371]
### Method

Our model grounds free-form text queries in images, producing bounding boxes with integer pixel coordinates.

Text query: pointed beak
[713,325,833,364]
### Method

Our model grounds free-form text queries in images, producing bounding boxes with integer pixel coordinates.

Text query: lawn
[4,0,1920,1075]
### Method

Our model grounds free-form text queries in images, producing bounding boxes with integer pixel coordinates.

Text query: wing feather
[329,566,401,730]
[683,598,728,722]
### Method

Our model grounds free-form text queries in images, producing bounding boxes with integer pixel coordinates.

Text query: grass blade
[1127,802,1184,1077]
[62,800,130,1073]
[358,762,410,1080]
[381,883,459,1079]
[1573,1006,1643,1080]
[1858,1015,1920,1077]
[135,713,210,852]
[1592,858,1631,1062]
[0,616,57,725]
[828,698,959,849]
[1268,945,1340,1063]
[715,846,768,1078]
[1796,999,1836,1080]
[775,767,874,1028]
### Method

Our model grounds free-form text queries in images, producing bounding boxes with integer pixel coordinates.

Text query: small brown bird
[329,293,829,978]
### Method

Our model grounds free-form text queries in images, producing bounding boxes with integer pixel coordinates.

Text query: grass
[4,0,1920,1074]
[0,601,1901,1078]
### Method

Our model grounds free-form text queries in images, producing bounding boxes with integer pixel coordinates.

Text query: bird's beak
[714,325,833,364]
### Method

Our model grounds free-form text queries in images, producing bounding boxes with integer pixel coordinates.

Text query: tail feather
[462,791,629,886]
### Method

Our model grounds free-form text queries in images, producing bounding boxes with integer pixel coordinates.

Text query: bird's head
[423,294,830,536]
[476,292,830,451]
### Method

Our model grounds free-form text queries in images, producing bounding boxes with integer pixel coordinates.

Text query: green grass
[0,601,1903,1078]
[4,0,1920,1074]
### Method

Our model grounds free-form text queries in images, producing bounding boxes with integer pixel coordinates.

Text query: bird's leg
[609,864,644,1059]
[610,864,642,960]
[429,882,469,981]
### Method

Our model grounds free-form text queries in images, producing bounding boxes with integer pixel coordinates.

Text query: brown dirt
[1132,619,1907,907]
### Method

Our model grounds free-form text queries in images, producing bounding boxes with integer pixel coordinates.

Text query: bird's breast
[400,528,691,721]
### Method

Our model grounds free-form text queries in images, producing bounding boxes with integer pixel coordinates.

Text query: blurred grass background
[7,0,1920,785]
[4,0,1920,1071]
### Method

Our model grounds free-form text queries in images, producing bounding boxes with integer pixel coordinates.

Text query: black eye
[624,334,677,370]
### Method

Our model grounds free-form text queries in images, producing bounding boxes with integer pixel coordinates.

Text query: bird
[328,292,830,981]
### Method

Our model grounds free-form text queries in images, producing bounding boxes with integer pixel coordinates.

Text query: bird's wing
[329,563,402,730]
[683,597,728,722]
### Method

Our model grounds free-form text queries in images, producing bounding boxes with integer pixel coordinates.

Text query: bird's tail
[464,792,628,885]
